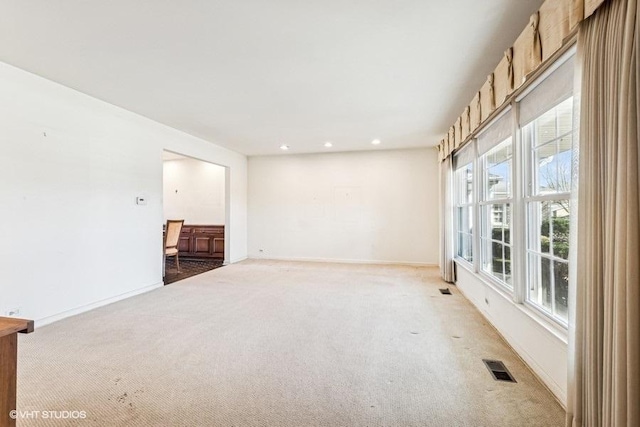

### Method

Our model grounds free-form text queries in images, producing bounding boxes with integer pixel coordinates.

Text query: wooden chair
[164,219,184,272]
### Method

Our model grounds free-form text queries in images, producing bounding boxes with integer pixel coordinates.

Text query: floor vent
[483,359,517,383]
[439,288,452,295]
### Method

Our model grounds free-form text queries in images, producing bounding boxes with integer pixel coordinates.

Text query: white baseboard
[227,256,248,264]
[248,255,437,267]
[35,281,164,328]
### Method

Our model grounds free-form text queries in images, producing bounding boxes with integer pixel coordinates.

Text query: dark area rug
[164,258,224,285]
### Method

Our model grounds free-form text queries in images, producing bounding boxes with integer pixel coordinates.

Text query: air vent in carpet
[483,359,517,383]
[439,288,452,295]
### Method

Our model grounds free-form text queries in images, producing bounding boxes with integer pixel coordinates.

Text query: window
[452,50,576,326]
[479,138,513,287]
[454,151,474,262]
[523,97,573,323]
[476,110,514,289]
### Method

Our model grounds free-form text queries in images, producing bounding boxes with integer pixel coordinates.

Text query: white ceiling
[0,0,543,155]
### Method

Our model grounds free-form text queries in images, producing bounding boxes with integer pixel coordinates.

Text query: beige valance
[438,0,608,161]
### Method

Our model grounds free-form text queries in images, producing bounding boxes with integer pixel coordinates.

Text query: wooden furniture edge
[0,318,34,338]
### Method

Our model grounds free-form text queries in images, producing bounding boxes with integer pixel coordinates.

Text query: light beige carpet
[16,260,565,426]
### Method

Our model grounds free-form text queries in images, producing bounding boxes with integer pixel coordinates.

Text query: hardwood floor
[163,257,224,285]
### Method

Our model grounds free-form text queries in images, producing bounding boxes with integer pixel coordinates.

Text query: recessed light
[280,145,290,150]
[371,139,381,145]
[324,142,333,148]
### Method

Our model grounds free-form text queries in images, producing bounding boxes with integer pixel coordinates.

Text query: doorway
[162,150,228,284]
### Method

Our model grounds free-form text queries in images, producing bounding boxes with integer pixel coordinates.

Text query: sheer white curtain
[439,156,455,283]
[567,0,640,425]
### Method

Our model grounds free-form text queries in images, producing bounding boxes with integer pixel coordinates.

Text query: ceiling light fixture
[324,142,333,148]
[280,144,290,150]
[371,139,381,145]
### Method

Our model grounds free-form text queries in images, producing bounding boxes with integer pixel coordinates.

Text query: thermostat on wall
[136,196,147,205]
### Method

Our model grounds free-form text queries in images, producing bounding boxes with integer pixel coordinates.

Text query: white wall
[0,61,247,325]
[455,263,568,406]
[248,149,439,265]
[163,158,226,225]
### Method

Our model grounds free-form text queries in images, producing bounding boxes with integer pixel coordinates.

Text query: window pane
[556,146,572,193]
[528,254,569,323]
[464,164,473,203]
[529,200,570,260]
[465,234,473,262]
[484,204,511,243]
[481,203,512,288]
[484,138,512,200]
[457,207,466,235]
[521,64,575,326]
[504,245,512,286]
[455,163,473,205]
[456,206,474,262]
[550,204,570,260]
[481,238,491,273]
[504,204,512,245]
[540,256,553,310]
[455,160,474,263]
[527,97,574,196]
[481,238,496,275]
[482,242,512,286]
[457,232,473,263]
[534,140,572,194]
[554,260,569,322]
[529,254,552,311]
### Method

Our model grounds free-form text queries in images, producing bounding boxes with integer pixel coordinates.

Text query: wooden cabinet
[177,225,224,260]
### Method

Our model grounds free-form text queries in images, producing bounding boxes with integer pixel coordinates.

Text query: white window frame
[454,146,475,266]
[476,109,515,292]
[451,46,577,328]
[522,97,574,326]
[478,141,514,291]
